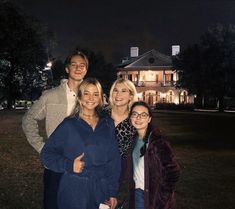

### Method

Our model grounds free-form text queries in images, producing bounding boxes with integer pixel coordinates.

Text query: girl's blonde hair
[72,77,103,115]
[109,78,137,110]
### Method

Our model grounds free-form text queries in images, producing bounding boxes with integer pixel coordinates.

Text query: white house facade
[116,48,194,106]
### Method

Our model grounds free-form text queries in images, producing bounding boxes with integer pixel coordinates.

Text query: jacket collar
[148,127,162,143]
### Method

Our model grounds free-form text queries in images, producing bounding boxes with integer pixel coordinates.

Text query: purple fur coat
[127,128,180,209]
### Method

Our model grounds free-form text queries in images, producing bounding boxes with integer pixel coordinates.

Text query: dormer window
[148,57,155,64]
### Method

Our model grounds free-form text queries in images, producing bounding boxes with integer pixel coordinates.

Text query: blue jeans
[135,188,144,209]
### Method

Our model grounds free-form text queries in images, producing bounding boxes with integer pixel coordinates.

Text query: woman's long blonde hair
[72,77,103,116]
[109,78,137,111]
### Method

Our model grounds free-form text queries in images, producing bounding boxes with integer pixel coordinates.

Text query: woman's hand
[105,197,117,209]
[73,153,85,173]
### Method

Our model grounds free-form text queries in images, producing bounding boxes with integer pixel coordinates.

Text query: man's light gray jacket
[22,80,69,153]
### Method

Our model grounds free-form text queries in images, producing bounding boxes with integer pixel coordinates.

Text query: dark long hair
[129,101,153,157]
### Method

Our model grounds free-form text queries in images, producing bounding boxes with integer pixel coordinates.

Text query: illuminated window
[180,91,188,103]
[165,74,173,82]
[166,90,174,103]
[128,74,133,81]
[155,74,159,83]
[156,91,160,102]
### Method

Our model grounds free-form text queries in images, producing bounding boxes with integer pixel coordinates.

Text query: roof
[117,49,173,69]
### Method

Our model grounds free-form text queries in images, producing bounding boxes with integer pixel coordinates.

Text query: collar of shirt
[66,83,77,115]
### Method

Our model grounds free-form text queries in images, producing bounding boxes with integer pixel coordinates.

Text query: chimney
[130,47,139,57]
[172,45,180,56]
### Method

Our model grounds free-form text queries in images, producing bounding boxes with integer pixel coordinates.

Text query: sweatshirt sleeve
[157,138,181,206]
[40,120,74,173]
[106,120,121,197]
[160,139,180,191]
[22,94,47,153]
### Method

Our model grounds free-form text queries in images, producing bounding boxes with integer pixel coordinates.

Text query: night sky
[14,0,235,63]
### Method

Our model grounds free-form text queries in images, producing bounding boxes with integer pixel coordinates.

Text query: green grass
[0,110,235,209]
[0,110,43,209]
[153,111,235,209]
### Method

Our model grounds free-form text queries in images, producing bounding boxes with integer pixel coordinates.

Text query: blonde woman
[40,78,121,209]
[105,78,138,159]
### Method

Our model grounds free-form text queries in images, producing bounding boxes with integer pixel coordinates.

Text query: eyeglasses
[131,111,149,119]
[69,63,87,71]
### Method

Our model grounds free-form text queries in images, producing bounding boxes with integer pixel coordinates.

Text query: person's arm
[106,120,121,200]
[105,197,118,209]
[22,94,47,153]
[39,121,74,173]
[155,138,181,206]
[160,139,180,191]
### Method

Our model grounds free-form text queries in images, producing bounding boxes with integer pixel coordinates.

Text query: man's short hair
[64,51,89,68]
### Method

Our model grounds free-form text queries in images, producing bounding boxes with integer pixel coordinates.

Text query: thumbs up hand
[73,153,85,173]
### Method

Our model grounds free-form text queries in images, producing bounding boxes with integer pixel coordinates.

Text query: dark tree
[174,24,235,111]
[50,58,66,86]
[0,1,50,108]
[74,47,117,95]
[173,44,210,108]
[201,24,235,111]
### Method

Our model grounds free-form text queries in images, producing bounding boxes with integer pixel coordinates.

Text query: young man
[22,51,88,209]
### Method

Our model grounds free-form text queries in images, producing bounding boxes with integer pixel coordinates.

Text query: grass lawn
[0,110,234,209]
[153,110,235,209]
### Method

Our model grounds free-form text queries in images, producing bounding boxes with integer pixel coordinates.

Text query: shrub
[155,103,195,111]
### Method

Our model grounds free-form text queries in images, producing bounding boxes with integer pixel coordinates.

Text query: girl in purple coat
[127,101,180,209]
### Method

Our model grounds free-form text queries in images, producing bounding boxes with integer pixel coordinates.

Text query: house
[116,47,194,106]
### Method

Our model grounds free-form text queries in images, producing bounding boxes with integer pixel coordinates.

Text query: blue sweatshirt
[40,114,121,208]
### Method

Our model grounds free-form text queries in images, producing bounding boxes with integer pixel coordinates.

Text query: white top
[132,138,145,190]
[66,83,77,116]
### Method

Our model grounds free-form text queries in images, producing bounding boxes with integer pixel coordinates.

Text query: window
[165,74,173,82]
[155,74,159,83]
[166,90,173,103]
[180,91,188,103]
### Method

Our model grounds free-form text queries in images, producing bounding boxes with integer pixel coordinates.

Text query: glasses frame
[130,111,149,119]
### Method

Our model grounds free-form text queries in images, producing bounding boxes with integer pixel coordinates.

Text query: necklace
[81,112,96,118]
[80,112,98,129]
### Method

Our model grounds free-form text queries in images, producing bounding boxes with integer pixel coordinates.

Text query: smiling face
[80,84,101,113]
[66,55,88,82]
[130,105,151,133]
[111,82,133,108]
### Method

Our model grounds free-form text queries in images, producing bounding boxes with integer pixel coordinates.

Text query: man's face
[66,55,87,81]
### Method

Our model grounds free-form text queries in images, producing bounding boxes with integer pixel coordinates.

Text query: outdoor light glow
[43,61,52,71]
[46,61,52,68]
[161,92,166,98]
